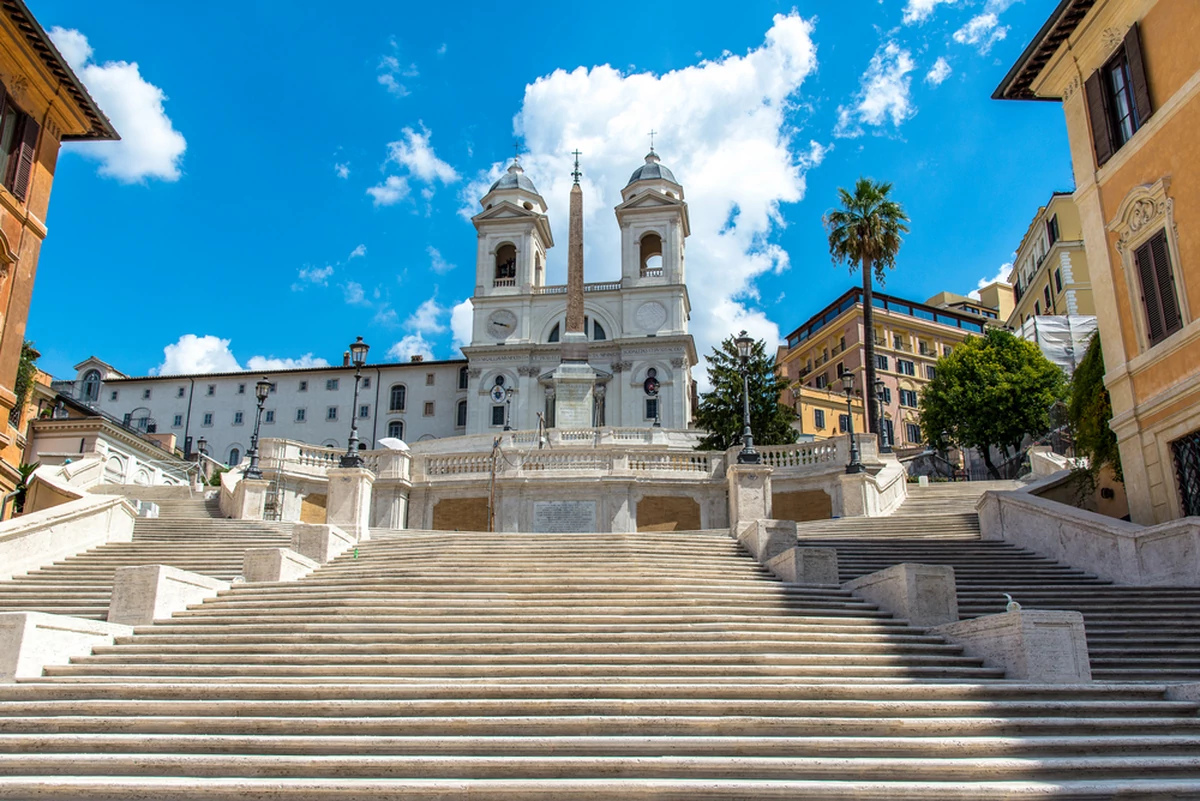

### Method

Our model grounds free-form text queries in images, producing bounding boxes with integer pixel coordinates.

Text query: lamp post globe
[874,377,892,454]
[245,376,272,480]
[733,330,760,465]
[842,371,864,474]
[341,336,370,468]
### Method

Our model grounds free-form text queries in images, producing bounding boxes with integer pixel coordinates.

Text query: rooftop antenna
[571,149,582,184]
[648,128,657,153]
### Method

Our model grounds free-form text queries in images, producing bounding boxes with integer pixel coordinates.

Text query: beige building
[785,383,866,442]
[1008,192,1094,326]
[996,0,1200,523]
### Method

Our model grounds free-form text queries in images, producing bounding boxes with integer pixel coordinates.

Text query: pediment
[472,201,543,223]
[614,190,684,213]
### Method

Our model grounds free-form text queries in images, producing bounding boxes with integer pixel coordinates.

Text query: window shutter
[1149,231,1182,339]
[1135,238,1166,344]
[11,113,38,202]
[1085,71,1115,167]
[1124,23,1153,125]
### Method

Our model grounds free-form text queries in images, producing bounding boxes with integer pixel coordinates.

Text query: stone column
[727,463,773,537]
[326,467,376,542]
[236,479,270,521]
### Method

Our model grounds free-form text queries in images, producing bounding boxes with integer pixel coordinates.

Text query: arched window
[389,384,407,412]
[640,233,663,277]
[494,243,517,285]
[456,399,467,427]
[387,419,404,439]
[594,320,607,341]
[548,323,560,343]
[458,366,469,390]
[228,448,241,466]
[81,370,101,402]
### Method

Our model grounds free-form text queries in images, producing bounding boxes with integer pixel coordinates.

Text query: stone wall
[432,497,490,532]
[772,490,832,523]
[636,495,701,532]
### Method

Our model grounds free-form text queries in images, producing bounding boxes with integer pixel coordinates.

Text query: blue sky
[28,0,1072,380]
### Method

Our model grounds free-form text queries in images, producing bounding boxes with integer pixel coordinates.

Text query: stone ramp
[3,529,1200,796]
[0,517,292,620]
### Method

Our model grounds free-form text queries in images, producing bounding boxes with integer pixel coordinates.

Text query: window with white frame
[387,419,404,439]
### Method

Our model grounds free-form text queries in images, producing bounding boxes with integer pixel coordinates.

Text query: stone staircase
[2,528,1200,797]
[89,484,225,519]
[801,482,1200,682]
[0,514,291,620]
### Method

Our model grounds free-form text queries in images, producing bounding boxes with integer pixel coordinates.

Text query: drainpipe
[182,378,195,457]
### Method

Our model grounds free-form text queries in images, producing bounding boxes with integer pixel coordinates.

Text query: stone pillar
[551,361,597,428]
[326,467,376,542]
[236,479,270,520]
[843,563,959,628]
[737,518,795,562]
[108,565,230,626]
[727,463,773,537]
[0,612,132,682]
[766,547,840,585]
[933,609,1091,683]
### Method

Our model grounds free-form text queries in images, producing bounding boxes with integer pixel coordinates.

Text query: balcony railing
[892,341,912,353]
[493,277,516,288]
[531,281,622,295]
[640,267,664,278]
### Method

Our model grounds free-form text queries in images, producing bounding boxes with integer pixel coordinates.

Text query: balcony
[493,277,516,288]
[892,340,913,353]
[831,343,845,356]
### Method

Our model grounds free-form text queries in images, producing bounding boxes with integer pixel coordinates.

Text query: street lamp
[734,331,760,465]
[244,376,272,479]
[196,437,208,484]
[340,336,370,468]
[842,372,864,474]
[875,378,892,454]
[502,386,514,431]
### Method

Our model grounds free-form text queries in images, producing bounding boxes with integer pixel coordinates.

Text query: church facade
[462,152,697,434]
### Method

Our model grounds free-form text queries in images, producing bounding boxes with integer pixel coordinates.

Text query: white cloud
[155,335,241,375]
[405,296,447,334]
[834,41,916,138]
[459,12,819,369]
[450,299,473,354]
[967,262,1013,300]
[428,246,454,274]
[367,175,410,206]
[386,125,459,184]
[953,13,1009,53]
[902,0,958,25]
[48,27,186,183]
[377,54,417,97]
[247,354,330,371]
[925,57,952,86]
[387,334,434,362]
[292,264,333,290]
[436,43,447,56]
[348,244,367,259]
[343,281,368,305]
[334,162,351,179]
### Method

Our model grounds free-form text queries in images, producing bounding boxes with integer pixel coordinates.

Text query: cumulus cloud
[450,299,473,354]
[247,354,330,370]
[377,54,418,97]
[902,0,959,24]
[334,162,351,179]
[292,264,334,291]
[428,246,454,274]
[405,296,447,335]
[343,281,368,305]
[48,27,186,183]
[386,125,459,183]
[348,244,367,259]
[967,262,1013,300]
[459,12,820,364]
[367,175,410,206]
[834,41,916,138]
[387,334,434,362]
[953,13,1008,53]
[925,57,952,86]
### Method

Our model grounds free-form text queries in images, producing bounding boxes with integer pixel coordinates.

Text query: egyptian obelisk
[551,150,598,427]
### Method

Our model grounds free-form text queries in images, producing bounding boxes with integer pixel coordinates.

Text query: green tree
[11,341,37,427]
[919,328,1067,479]
[1068,332,1122,482]
[695,333,798,452]
[825,177,910,437]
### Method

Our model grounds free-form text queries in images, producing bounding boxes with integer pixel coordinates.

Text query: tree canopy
[1068,332,1122,482]
[825,177,909,436]
[918,328,1067,479]
[694,334,798,452]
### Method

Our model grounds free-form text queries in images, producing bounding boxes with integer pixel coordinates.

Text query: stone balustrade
[258,439,411,483]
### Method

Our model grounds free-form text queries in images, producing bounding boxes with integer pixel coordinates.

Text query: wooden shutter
[10,113,38,202]
[1085,71,1115,167]
[1125,23,1153,125]
[1135,231,1182,346]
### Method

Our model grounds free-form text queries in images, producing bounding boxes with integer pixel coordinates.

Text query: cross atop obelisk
[565,149,585,339]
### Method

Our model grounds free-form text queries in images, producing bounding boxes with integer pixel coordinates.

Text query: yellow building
[0,5,116,506]
[779,287,993,452]
[785,383,866,442]
[996,0,1200,523]
[1007,192,1094,326]
[926,288,1012,323]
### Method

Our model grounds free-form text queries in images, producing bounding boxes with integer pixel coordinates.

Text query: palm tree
[825,178,909,439]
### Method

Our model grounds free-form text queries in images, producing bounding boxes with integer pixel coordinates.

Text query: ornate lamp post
[843,372,864,474]
[502,386,514,431]
[875,377,892,454]
[245,377,272,479]
[196,437,208,483]
[340,336,370,468]
[734,331,760,465]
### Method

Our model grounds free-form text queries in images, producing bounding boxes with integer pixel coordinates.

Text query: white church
[54,150,700,462]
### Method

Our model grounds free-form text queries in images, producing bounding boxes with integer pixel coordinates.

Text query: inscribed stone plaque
[533,500,597,533]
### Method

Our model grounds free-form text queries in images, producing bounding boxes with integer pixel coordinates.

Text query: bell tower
[471,160,554,301]
[615,149,689,286]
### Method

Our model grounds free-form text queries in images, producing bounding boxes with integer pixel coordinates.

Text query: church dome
[489,161,539,194]
[626,151,677,187]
